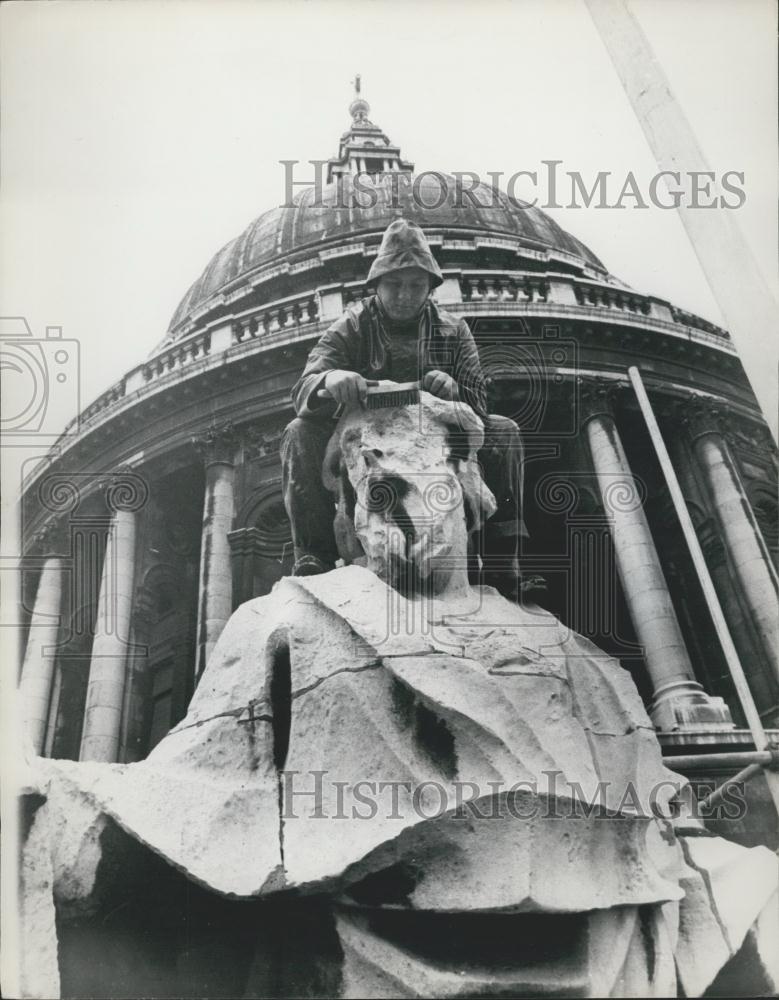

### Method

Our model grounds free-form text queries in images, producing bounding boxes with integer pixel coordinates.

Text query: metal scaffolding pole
[628,365,779,816]
[586,0,779,442]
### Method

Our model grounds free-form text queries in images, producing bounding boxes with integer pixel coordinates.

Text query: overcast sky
[1,0,777,436]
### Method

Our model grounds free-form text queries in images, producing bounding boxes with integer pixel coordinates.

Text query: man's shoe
[291,555,334,577]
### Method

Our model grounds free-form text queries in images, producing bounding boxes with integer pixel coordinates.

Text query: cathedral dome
[167,171,607,338]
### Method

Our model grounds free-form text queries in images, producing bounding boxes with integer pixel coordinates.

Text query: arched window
[229,490,294,603]
[135,564,194,756]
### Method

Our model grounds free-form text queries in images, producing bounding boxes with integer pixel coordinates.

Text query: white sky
[1,0,777,434]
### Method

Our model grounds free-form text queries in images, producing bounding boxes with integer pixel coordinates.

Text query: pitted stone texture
[341,797,685,914]
[745,887,779,992]
[587,906,677,998]
[19,800,60,999]
[335,393,495,591]
[335,905,590,998]
[37,563,687,911]
[44,777,109,916]
[335,903,677,999]
[295,568,680,817]
[673,833,779,997]
[24,401,773,998]
[45,722,282,899]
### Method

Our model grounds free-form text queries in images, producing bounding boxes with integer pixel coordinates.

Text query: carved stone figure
[20,395,779,998]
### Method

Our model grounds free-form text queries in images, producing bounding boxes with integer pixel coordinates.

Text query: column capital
[577,376,626,423]
[679,396,730,444]
[99,466,149,514]
[192,421,238,467]
[29,517,68,557]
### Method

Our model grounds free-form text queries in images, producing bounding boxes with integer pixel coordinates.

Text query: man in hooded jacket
[281,218,526,597]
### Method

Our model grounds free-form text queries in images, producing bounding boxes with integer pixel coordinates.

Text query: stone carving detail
[29,518,68,557]
[242,424,285,461]
[324,395,494,591]
[577,374,626,422]
[679,396,730,444]
[19,395,779,997]
[191,420,238,466]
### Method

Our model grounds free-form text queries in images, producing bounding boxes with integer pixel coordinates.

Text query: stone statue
[19,395,779,998]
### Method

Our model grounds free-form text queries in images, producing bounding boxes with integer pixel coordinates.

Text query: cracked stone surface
[18,801,60,999]
[31,569,689,907]
[18,398,779,997]
[673,834,779,996]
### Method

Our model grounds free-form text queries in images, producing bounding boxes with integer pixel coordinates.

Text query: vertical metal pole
[628,366,779,814]
[586,0,779,443]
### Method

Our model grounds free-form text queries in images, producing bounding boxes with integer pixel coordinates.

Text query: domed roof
[168,171,606,335]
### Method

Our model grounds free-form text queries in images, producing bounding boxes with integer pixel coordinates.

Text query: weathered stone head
[325,391,496,595]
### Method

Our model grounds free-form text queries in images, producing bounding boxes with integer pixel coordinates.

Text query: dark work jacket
[291,296,488,420]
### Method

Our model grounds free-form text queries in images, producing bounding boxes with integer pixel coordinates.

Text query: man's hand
[422,370,459,401]
[321,369,368,407]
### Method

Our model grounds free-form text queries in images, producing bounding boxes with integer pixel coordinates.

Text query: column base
[649,680,735,732]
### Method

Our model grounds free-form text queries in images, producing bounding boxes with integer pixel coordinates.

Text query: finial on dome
[348,73,371,124]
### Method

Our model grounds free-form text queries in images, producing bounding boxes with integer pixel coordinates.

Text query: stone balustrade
[669,304,729,339]
[32,272,737,499]
[142,330,212,382]
[460,273,549,303]
[232,293,319,343]
[573,281,650,315]
[80,378,127,424]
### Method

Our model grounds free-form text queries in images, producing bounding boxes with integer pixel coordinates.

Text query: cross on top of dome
[348,74,372,125]
[327,76,414,182]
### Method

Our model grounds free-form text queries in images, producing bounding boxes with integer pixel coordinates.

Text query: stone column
[582,382,732,730]
[80,471,147,762]
[193,423,237,678]
[20,524,65,754]
[685,403,779,681]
